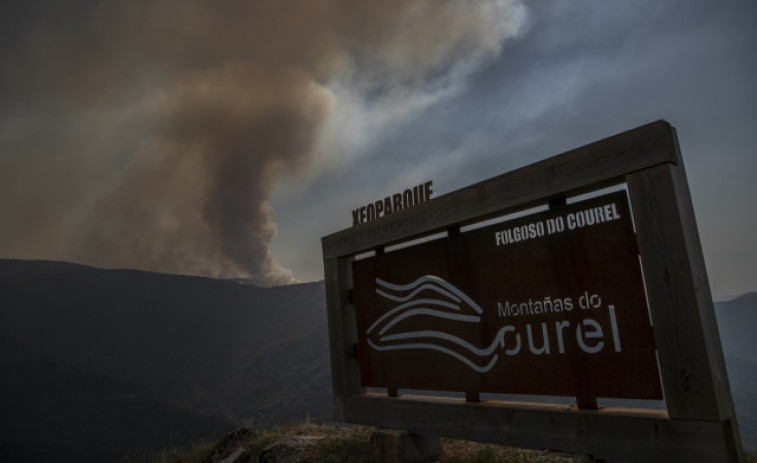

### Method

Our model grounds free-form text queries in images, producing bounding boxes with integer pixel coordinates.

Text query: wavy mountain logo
[365,275,504,373]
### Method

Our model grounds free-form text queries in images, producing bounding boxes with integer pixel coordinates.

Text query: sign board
[352,191,661,399]
[322,121,744,462]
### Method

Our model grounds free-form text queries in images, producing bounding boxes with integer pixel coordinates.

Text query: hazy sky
[1,1,755,298]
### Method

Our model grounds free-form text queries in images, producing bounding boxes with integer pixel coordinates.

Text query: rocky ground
[132,422,757,463]
[133,422,542,463]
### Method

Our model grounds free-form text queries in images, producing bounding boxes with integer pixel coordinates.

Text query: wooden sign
[352,191,661,399]
[322,121,744,462]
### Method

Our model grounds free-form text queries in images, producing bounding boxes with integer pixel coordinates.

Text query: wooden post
[323,256,363,420]
[626,130,743,460]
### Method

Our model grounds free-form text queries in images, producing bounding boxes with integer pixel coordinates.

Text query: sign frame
[321,120,744,462]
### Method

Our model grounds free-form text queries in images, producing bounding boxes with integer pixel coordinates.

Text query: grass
[133,422,539,463]
[440,439,539,463]
[134,422,757,463]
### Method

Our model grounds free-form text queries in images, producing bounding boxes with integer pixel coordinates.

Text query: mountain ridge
[0,258,332,462]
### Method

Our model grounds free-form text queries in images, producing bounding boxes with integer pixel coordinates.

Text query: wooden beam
[323,120,678,259]
[343,394,736,463]
[627,146,743,460]
[323,257,363,420]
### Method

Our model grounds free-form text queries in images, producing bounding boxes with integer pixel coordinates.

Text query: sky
[1,1,755,298]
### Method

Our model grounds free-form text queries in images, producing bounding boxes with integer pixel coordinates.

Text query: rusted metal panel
[352,191,661,399]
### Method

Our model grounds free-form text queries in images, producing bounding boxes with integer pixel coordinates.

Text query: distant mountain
[0,259,332,461]
[715,292,757,363]
[714,293,757,451]
[0,259,755,459]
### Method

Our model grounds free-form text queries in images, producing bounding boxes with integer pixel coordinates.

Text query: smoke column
[0,0,528,285]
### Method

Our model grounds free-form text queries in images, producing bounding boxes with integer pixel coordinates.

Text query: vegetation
[134,421,757,463]
[134,421,540,463]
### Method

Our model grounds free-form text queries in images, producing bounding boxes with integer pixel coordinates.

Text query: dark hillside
[0,259,331,424]
[723,356,757,452]
[0,337,231,462]
[715,292,757,363]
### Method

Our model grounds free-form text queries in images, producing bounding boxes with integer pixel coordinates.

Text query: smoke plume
[0,0,527,285]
